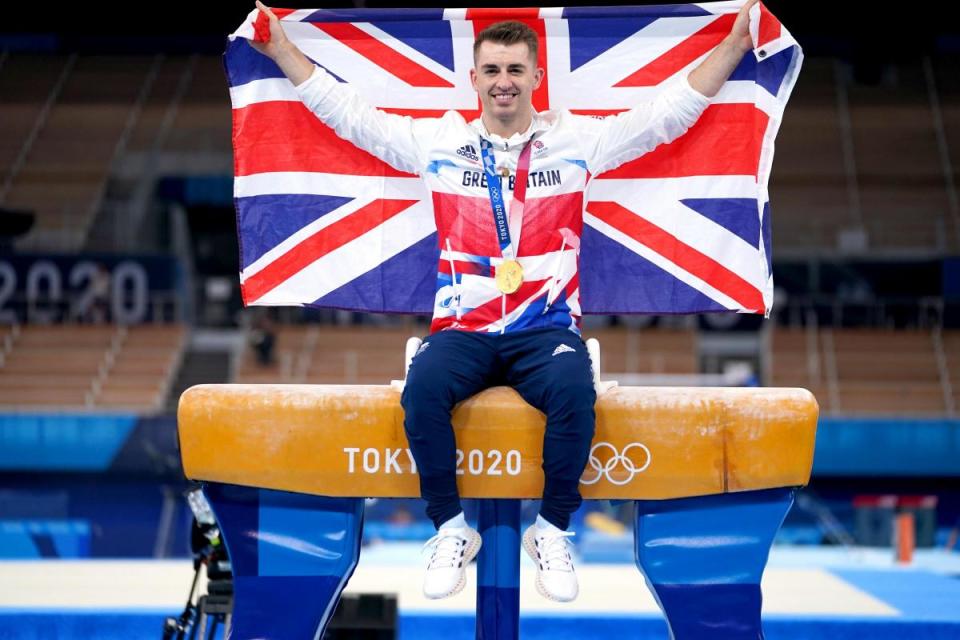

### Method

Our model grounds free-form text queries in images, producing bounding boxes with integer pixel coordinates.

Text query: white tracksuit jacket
[294,65,711,335]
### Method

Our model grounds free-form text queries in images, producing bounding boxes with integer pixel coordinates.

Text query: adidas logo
[456,144,479,162]
[416,341,430,357]
[552,344,576,356]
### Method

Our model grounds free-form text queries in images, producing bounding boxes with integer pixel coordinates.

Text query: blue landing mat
[2,611,960,640]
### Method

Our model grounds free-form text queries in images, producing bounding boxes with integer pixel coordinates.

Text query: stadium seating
[125,56,195,154]
[8,322,929,417]
[770,56,959,253]
[163,56,232,154]
[0,324,186,410]
[831,329,946,415]
[770,327,949,416]
[768,327,830,410]
[235,326,414,385]
[0,55,71,185]
[770,58,858,252]
[0,53,229,251]
[583,326,698,376]
[234,324,698,385]
[2,56,157,250]
[940,330,960,412]
[94,325,187,410]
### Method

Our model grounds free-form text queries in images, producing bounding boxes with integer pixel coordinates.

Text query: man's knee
[401,374,450,416]
[549,379,596,418]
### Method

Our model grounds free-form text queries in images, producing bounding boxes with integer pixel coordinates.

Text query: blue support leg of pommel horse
[179,378,817,639]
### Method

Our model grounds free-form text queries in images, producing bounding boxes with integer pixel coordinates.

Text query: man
[250,0,758,602]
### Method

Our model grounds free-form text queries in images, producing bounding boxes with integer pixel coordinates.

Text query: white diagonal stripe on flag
[585,211,743,311]
[249,199,435,305]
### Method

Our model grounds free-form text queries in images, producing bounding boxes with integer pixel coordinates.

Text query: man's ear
[533,66,545,90]
[469,67,479,93]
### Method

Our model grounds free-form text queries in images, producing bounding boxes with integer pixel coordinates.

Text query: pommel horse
[178,339,818,640]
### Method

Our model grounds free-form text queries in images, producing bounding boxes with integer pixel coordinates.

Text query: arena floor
[2,545,959,639]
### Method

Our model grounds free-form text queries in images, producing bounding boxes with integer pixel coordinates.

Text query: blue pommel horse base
[178,364,818,640]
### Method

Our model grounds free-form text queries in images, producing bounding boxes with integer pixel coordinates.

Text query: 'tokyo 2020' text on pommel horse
[178,381,818,640]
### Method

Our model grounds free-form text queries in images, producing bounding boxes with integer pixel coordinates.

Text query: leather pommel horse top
[178,385,818,500]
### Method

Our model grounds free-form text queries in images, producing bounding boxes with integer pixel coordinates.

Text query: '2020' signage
[0,255,181,324]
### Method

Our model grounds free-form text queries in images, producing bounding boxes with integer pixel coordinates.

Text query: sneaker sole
[425,528,483,599]
[522,526,577,603]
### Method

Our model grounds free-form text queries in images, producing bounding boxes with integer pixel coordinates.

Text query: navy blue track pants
[400,326,597,530]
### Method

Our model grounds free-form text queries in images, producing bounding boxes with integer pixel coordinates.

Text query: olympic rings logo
[579,442,651,486]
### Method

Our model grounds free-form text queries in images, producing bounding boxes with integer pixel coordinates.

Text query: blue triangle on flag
[729,50,758,83]
[311,232,438,314]
[565,16,658,72]
[761,200,772,275]
[237,194,354,270]
[681,198,761,248]
[226,39,345,87]
[563,5,712,72]
[755,46,796,97]
[369,18,455,72]
[731,45,795,97]
[580,225,729,314]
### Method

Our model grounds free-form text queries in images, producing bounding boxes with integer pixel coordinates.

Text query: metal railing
[932,326,956,417]
[82,55,164,251]
[0,53,77,204]
[922,56,960,250]
[115,55,198,251]
[833,59,864,232]
[821,328,841,414]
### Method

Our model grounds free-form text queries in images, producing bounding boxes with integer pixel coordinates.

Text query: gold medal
[495,259,524,294]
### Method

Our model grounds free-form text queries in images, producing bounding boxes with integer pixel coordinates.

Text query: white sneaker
[523,524,578,602]
[422,525,482,599]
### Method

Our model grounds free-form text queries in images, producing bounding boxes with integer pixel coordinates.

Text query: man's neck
[481,111,533,139]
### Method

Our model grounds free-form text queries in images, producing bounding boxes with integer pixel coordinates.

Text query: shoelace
[423,529,467,569]
[537,530,576,572]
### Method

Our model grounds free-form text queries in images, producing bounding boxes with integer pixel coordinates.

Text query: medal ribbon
[479,137,533,262]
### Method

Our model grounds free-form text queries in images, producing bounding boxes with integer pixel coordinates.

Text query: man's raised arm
[688,0,759,98]
[243,1,439,176]
[573,0,763,176]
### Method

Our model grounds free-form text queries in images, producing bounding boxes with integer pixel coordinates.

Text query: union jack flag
[226,1,802,315]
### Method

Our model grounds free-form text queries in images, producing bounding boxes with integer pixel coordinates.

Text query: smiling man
[471,25,544,137]
[251,0,758,602]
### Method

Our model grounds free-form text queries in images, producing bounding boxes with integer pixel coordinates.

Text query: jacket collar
[471,111,551,150]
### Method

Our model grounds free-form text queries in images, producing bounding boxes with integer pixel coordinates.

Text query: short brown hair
[473,21,539,63]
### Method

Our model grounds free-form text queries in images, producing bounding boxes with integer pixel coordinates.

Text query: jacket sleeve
[574,73,712,176]
[293,65,439,176]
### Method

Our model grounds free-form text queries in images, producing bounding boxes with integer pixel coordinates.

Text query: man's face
[470,41,544,125]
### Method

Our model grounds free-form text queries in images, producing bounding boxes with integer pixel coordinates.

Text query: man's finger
[255,0,277,21]
[253,0,275,43]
